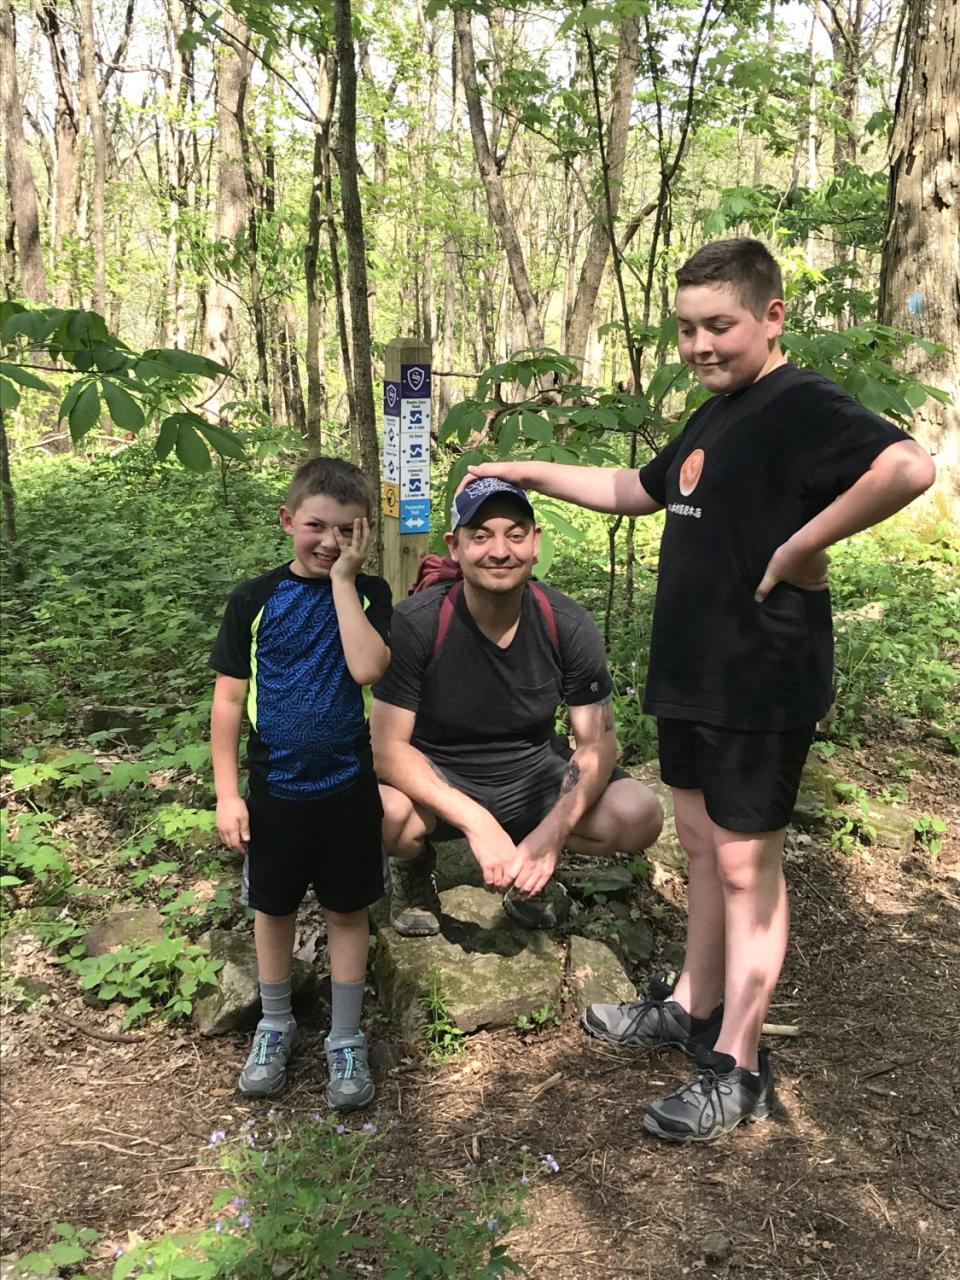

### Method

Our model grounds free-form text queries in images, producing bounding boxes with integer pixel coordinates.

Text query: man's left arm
[755,440,936,602]
[511,697,619,896]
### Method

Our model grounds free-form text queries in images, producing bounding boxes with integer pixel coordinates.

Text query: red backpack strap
[430,580,462,664]
[529,582,560,654]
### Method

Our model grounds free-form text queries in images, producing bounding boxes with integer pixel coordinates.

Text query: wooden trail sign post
[382,337,431,599]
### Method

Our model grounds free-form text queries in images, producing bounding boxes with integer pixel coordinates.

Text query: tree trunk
[305,67,328,449]
[236,76,271,421]
[202,13,251,419]
[455,10,545,351]
[564,17,640,374]
[878,0,959,510]
[1,0,47,300]
[36,1,79,306]
[78,0,106,313]
[333,0,380,539]
[0,415,23,581]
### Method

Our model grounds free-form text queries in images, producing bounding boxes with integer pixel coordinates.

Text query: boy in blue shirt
[210,456,391,1108]
[467,238,935,1141]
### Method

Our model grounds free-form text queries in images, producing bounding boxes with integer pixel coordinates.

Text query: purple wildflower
[361,1121,377,1133]
[336,1123,346,1135]
[214,1221,224,1234]
[207,1129,227,1147]
[484,1217,502,1233]
[542,1153,560,1174]
[237,1213,252,1230]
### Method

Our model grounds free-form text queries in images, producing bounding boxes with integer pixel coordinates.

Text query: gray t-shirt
[372,581,612,785]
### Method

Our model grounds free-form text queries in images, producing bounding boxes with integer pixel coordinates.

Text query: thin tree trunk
[455,9,544,351]
[305,63,329,448]
[565,17,640,372]
[202,13,251,419]
[78,0,106,313]
[236,76,271,420]
[333,0,379,532]
[0,416,22,582]
[36,1,79,306]
[1,0,47,300]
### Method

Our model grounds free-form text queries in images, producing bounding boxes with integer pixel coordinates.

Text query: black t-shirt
[638,363,911,730]
[372,581,612,785]
[209,564,392,798]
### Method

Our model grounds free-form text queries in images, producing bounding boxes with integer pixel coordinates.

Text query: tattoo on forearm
[599,694,615,732]
[559,760,581,796]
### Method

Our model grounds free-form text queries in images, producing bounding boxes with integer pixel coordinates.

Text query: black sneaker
[502,882,570,930]
[581,991,722,1057]
[643,1049,774,1142]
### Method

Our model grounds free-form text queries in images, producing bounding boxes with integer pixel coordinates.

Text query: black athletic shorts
[657,718,814,833]
[243,770,387,916]
[429,739,631,844]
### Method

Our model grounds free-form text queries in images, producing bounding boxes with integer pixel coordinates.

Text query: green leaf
[520,410,552,443]
[48,1242,87,1266]
[148,347,230,378]
[193,419,246,460]
[0,377,21,410]
[155,416,178,460]
[0,361,55,392]
[174,419,212,472]
[68,383,101,440]
[102,380,145,432]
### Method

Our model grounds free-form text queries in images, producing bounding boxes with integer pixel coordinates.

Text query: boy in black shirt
[466,238,935,1141]
[210,457,391,1107]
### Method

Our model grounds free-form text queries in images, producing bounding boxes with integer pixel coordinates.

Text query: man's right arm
[370,699,522,891]
[210,673,250,852]
[466,460,662,516]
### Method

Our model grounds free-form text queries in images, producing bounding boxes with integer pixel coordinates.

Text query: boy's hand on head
[755,540,830,602]
[216,795,250,853]
[330,517,370,581]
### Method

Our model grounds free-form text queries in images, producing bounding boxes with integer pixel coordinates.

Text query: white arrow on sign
[403,517,426,529]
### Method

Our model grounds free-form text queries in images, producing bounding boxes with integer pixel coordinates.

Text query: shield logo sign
[407,366,425,392]
[386,384,398,410]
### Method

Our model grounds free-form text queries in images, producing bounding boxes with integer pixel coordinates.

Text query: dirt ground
[2,732,959,1279]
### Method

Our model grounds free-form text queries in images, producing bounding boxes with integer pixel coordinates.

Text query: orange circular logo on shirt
[679,448,705,496]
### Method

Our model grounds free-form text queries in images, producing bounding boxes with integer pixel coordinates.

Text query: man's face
[445,499,540,595]
[280,493,368,579]
[676,283,784,395]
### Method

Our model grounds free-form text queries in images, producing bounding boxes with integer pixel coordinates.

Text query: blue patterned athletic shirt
[210,564,392,799]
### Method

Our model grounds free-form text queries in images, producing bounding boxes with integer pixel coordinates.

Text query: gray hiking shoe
[502,881,570,930]
[582,992,722,1057]
[389,845,441,936]
[324,1033,376,1112]
[643,1049,775,1142]
[238,1023,299,1097]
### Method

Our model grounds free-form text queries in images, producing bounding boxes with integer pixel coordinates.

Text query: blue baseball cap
[450,477,536,531]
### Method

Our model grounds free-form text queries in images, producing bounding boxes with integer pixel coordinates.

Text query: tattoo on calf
[559,760,581,796]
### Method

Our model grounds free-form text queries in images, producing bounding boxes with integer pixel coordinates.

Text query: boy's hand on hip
[331,517,370,580]
[755,540,830,602]
[217,796,250,852]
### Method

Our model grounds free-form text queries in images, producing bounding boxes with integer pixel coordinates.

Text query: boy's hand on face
[330,517,370,581]
[216,795,250,853]
[755,540,830,602]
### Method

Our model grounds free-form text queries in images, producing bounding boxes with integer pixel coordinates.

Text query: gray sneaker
[238,1023,299,1097]
[643,1049,775,1142]
[324,1033,376,1112]
[502,882,570,930]
[389,844,441,936]
[582,994,722,1057]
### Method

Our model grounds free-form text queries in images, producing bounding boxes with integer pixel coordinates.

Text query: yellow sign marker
[382,481,400,518]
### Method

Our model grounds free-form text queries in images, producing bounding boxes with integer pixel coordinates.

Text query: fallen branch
[761,1022,800,1037]
[530,1070,564,1102]
[37,1005,147,1044]
[861,1053,921,1080]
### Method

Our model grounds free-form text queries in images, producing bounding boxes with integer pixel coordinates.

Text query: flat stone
[610,917,655,965]
[374,885,563,1041]
[863,801,916,858]
[702,1232,734,1264]
[836,601,886,625]
[81,703,155,747]
[791,754,841,830]
[84,906,166,957]
[559,864,634,902]
[567,936,636,1012]
[433,838,483,891]
[193,929,318,1036]
[638,779,687,872]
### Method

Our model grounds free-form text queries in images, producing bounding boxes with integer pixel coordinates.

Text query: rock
[610,918,655,966]
[369,1040,405,1072]
[193,929,319,1035]
[559,864,634,902]
[791,754,841,831]
[81,703,155,747]
[863,801,916,858]
[433,838,484,891]
[84,906,166,957]
[374,885,563,1041]
[836,601,887,625]
[701,1232,733,1264]
[566,936,636,1012]
[640,780,687,871]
